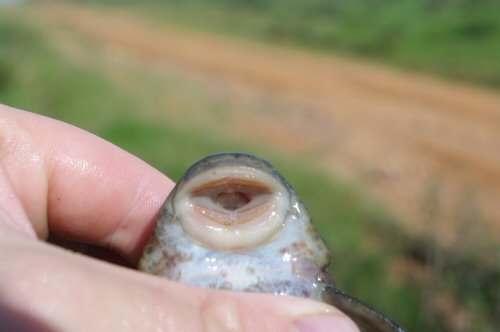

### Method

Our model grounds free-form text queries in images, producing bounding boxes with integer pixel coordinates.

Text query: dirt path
[34,2,500,239]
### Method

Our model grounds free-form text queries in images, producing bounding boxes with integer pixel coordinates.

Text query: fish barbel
[138,153,406,332]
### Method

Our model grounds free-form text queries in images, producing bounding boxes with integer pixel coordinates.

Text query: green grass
[1,7,498,331]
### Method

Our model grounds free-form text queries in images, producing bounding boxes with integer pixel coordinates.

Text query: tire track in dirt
[36,2,500,240]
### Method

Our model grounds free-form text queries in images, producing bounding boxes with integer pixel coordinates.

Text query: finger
[0,104,174,262]
[0,227,359,332]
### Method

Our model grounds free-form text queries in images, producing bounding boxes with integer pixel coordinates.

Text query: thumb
[195,287,360,332]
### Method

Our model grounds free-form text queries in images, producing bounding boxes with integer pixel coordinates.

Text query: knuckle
[200,291,293,332]
[201,292,243,332]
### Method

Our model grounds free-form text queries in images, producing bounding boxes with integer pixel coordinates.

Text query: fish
[138,152,407,332]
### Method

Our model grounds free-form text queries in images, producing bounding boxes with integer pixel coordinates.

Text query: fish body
[139,153,406,332]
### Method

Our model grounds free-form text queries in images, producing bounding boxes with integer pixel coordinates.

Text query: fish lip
[172,152,293,251]
[181,152,288,186]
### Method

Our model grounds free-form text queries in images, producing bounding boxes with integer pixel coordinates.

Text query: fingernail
[296,314,359,332]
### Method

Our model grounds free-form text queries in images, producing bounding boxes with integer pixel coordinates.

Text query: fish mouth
[190,177,273,225]
[173,153,290,251]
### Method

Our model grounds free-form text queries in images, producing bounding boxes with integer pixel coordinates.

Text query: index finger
[0,104,175,262]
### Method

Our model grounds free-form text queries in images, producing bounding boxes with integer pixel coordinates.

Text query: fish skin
[138,152,407,332]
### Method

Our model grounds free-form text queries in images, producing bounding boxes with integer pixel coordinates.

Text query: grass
[70,0,500,88]
[1,5,498,331]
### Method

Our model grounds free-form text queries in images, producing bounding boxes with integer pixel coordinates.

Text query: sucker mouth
[174,164,290,251]
[190,178,273,225]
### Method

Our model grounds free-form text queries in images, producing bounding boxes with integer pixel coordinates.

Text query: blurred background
[1,0,499,330]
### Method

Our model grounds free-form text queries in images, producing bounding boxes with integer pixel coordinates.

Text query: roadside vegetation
[1,4,498,332]
[73,0,500,88]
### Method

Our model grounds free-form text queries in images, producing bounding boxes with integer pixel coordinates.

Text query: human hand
[0,104,359,332]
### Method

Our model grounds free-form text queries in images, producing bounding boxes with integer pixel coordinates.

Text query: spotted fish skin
[138,153,406,332]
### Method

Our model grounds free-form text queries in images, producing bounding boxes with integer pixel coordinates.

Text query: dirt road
[34,3,500,239]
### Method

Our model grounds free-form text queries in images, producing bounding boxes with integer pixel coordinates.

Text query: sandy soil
[33,2,500,241]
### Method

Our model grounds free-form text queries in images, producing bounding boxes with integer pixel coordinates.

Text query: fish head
[139,152,333,300]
